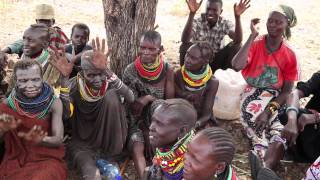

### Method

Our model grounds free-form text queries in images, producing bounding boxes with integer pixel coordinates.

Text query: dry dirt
[1,0,320,179]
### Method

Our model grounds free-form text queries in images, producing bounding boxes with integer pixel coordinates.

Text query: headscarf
[272,5,297,39]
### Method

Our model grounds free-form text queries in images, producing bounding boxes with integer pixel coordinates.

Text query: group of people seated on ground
[0,0,319,179]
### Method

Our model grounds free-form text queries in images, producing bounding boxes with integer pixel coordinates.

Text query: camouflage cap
[35,4,54,20]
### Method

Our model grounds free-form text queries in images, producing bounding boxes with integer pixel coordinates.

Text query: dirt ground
[1,0,320,179]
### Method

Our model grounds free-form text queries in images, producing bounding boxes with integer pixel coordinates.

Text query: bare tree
[102,0,158,78]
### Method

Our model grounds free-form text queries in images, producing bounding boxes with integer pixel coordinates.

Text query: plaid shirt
[192,14,234,56]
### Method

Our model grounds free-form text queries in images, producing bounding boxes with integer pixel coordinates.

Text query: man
[180,0,250,72]
[65,23,92,78]
[0,60,66,179]
[4,24,62,91]
[1,4,68,57]
[51,38,134,179]
[282,71,320,163]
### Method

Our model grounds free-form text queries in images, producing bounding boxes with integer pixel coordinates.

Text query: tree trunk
[102,0,158,78]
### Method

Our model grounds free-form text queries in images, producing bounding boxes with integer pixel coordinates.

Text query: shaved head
[80,50,95,70]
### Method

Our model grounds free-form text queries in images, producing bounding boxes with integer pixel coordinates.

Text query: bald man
[58,49,134,180]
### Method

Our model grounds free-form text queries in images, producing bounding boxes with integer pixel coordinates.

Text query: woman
[123,30,175,178]
[183,127,237,180]
[143,98,197,180]
[175,41,219,128]
[231,4,298,179]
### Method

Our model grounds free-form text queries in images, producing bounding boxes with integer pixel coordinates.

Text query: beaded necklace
[77,73,108,102]
[7,83,56,119]
[21,49,50,68]
[154,130,195,180]
[181,64,212,90]
[135,54,167,84]
[214,165,238,180]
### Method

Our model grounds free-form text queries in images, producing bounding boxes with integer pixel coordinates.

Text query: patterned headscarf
[272,5,297,39]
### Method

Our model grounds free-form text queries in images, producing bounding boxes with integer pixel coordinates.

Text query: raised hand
[91,37,111,71]
[186,0,203,14]
[234,0,250,17]
[50,47,75,77]
[18,125,47,144]
[0,113,21,133]
[250,18,260,37]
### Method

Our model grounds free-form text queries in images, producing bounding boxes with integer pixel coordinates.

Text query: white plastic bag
[212,69,247,120]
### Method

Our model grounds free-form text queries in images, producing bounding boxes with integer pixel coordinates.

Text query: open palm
[186,0,203,13]
[91,37,111,71]
[50,48,75,77]
[234,0,250,17]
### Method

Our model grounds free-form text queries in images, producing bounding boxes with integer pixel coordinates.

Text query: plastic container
[212,69,247,120]
[96,159,122,180]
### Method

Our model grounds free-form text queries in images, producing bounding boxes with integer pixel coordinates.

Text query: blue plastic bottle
[96,159,122,180]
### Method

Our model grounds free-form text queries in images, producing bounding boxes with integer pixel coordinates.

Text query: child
[65,23,92,78]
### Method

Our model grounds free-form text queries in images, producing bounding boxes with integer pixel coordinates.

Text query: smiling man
[180,0,250,72]
[20,24,61,87]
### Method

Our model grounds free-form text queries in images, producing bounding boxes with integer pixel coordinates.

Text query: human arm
[231,18,260,71]
[42,98,64,147]
[16,99,64,147]
[197,79,219,128]
[181,0,203,43]
[281,89,304,145]
[255,80,294,131]
[165,67,175,99]
[228,0,250,44]
[3,39,24,55]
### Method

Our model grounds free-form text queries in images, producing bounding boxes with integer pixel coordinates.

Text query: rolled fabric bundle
[213,69,247,120]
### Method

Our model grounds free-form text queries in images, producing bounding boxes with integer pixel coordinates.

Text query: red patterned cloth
[0,103,67,180]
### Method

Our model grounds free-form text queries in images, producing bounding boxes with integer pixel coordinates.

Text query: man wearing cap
[1,4,68,57]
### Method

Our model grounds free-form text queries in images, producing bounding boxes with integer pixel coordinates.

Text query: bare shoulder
[50,97,62,112]
[207,77,219,90]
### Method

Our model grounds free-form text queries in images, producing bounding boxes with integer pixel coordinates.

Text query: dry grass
[1,0,320,179]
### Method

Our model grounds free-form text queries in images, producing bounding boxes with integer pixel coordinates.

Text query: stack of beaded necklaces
[181,64,212,91]
[77,73,108,102]
[153,130,195,180]
[7,82,56,119]
[135,54,168,84]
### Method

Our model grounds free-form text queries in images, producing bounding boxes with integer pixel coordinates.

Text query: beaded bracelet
[60,87,70,93]
[269,101,280,110]
[286,106,299,114]
[267,101,280,115]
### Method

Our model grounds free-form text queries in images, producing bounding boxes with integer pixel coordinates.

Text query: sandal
[249,150,263,180]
